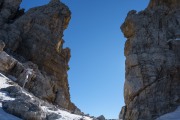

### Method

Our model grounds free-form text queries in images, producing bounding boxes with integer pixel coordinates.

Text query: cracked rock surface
[120,0,180,119]
[0,0,79,114]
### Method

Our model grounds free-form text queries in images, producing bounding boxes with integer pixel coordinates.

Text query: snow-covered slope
[156,106,180,120]
[41,106,92,120]
[0,73,94,120]
[0,73,22,120]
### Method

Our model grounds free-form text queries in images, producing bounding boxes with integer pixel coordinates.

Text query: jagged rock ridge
[120,0,180,119]
[0,0,79,115]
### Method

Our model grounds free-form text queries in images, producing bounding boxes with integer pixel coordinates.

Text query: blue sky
[21,0,149,119]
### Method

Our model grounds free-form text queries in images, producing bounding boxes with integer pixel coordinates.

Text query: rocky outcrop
[0,0,79,114]
[97,115,106,120]
[0,73,95,120]
[2,93,46,120]
[120,0,180,119]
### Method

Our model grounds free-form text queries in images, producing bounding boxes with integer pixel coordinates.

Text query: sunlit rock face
[0,0,78,113]
[120,0,180,119]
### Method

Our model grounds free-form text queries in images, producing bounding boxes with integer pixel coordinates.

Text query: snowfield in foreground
[1,72,179,120]
[0,73,93,120]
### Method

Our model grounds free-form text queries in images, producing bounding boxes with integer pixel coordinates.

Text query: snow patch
[156,106,180,120]
[0,73,22,120]
[0,73,15,104]
[41,106,93,120]
[0,73,12,89]
[0,73,93,120]
[21,89,34,100]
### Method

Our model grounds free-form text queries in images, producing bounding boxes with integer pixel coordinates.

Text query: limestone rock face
[0,0,78,113]
[121,0,180,119]
[148,0,180,9]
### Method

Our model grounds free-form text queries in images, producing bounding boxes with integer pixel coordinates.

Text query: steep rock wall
[120,0,180,119]
[0,0,78,113]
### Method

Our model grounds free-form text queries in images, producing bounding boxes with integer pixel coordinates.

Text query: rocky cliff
[120,0,180,119]
[0,0,79,115]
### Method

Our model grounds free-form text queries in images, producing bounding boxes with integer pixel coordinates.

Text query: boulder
[2,99,46,120]
[97,115,105,120]
[0,51,17,72]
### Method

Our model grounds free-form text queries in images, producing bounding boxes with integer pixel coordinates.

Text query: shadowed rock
[97,115,105,120]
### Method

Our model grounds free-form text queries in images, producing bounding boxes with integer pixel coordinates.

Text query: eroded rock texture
[0,0,78,113]
[120,0,180,119]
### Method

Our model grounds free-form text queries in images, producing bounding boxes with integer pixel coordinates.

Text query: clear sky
[21,0,149,119]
